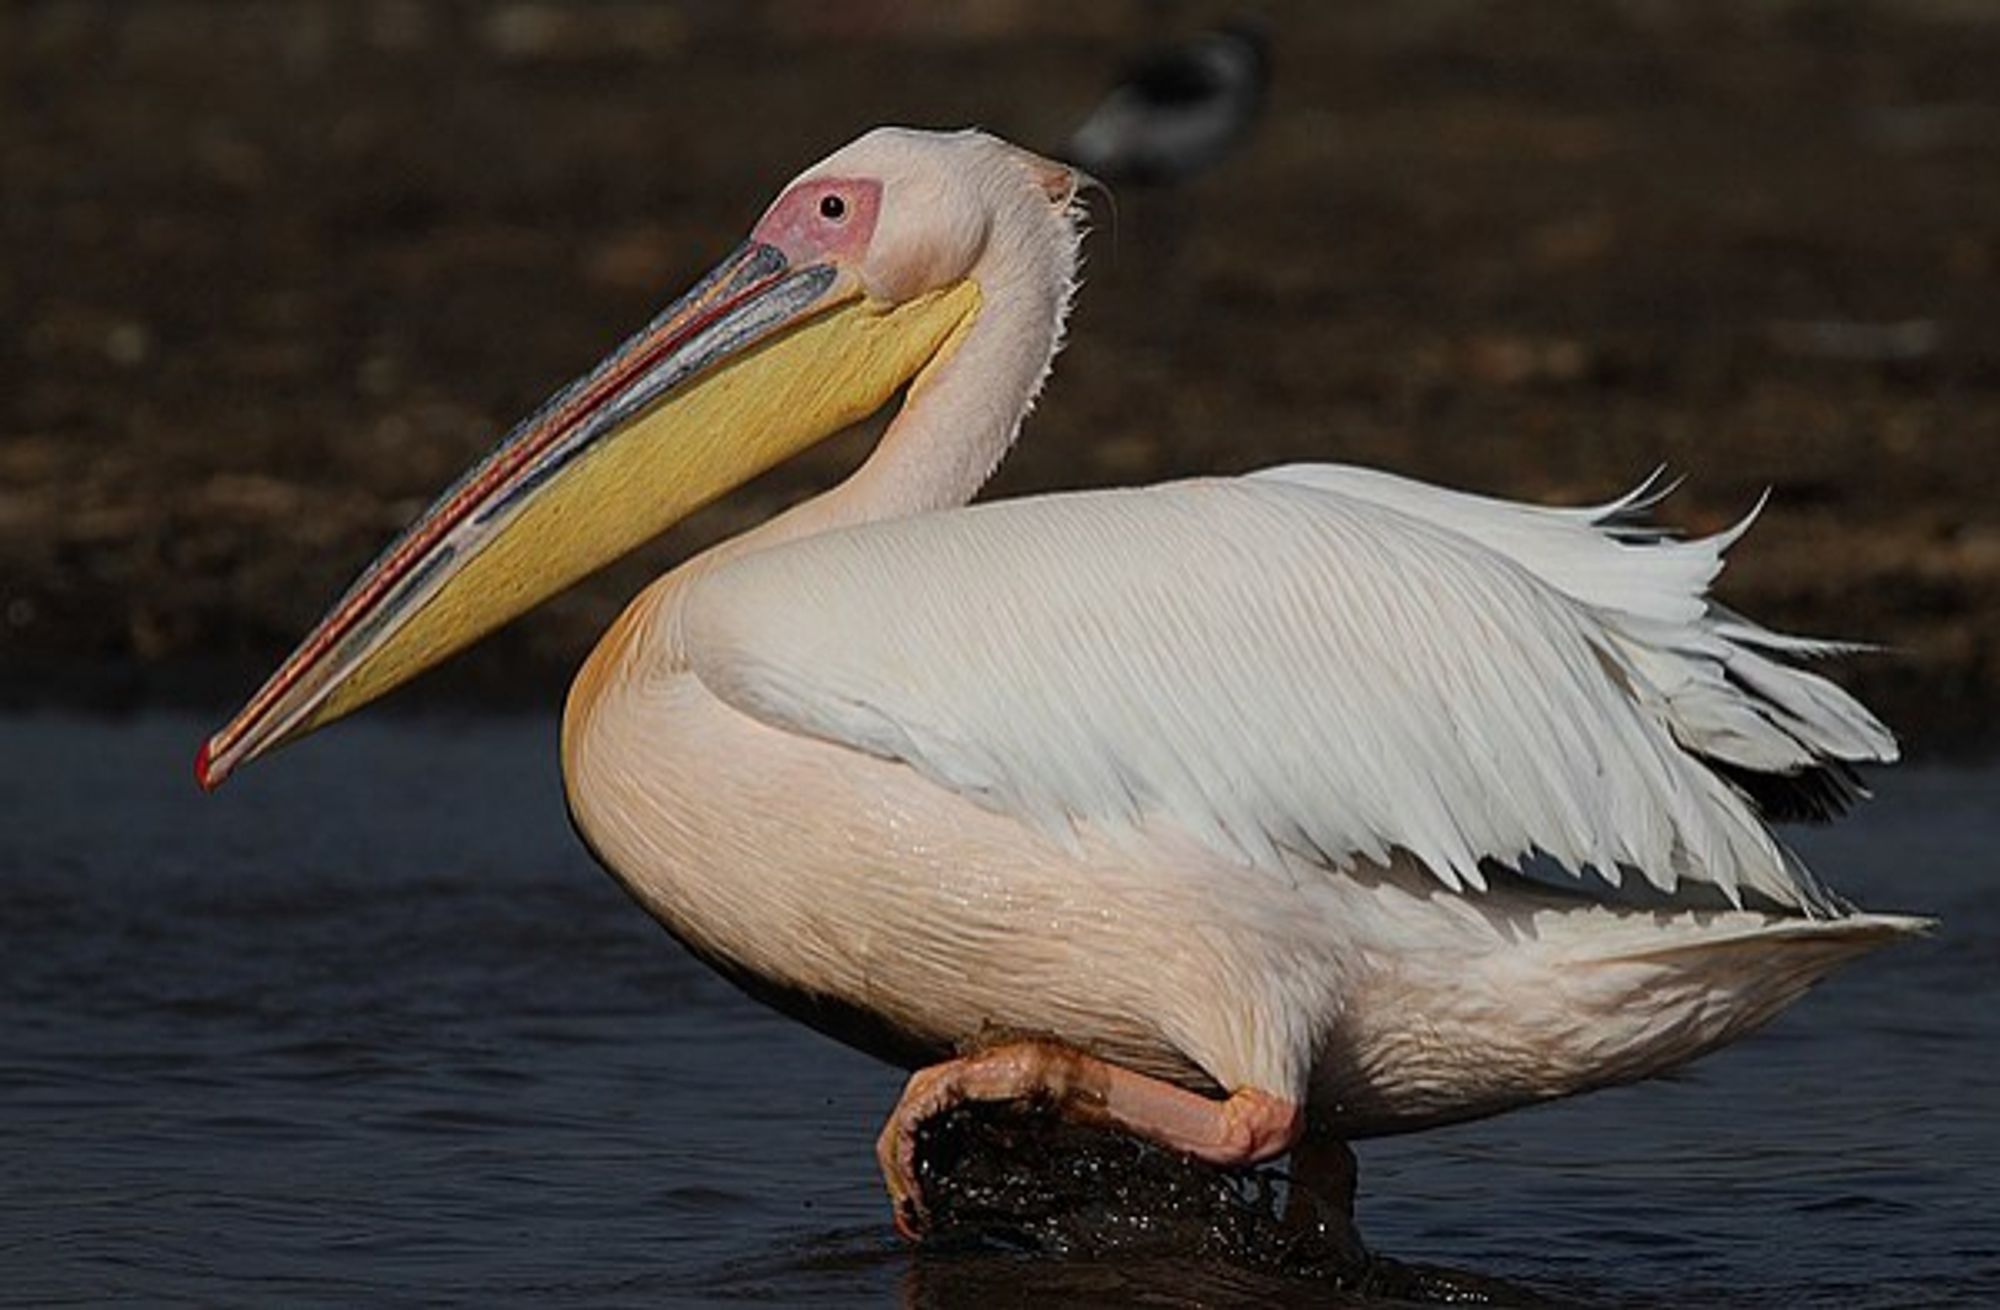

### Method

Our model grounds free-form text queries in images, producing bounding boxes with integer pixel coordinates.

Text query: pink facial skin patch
[753,177,883,267]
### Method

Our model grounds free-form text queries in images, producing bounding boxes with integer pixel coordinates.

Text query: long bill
[197,243,982,789]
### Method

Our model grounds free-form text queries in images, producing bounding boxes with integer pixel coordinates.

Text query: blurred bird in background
[1067,19,1271,186]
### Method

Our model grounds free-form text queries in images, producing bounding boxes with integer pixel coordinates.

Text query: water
[3,712,1995,1306]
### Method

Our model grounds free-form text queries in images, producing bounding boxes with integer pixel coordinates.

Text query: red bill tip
[194,739,219,792]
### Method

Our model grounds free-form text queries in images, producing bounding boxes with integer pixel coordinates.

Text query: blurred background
[5,0,1998,745]
[7,7,2000,1303]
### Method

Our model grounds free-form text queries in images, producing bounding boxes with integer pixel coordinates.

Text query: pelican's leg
[876,1038,1304,1238]
[1281,1118,1366,1263]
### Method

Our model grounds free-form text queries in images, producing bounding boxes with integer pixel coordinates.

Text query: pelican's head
[197,128,1081,788]
[768,128,1082,304]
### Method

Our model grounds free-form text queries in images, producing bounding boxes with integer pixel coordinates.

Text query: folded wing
[681,469,1895,914]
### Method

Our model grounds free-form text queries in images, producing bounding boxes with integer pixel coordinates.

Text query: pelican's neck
[732,218,1078,558]
[837,268,1069,517]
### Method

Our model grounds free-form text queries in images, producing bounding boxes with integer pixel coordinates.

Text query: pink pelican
[198,128,1924,1239]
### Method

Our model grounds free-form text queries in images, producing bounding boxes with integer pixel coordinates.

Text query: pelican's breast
[561,591,1251,1092]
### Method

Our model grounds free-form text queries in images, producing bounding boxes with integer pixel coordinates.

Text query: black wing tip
[1706,756,1870,824]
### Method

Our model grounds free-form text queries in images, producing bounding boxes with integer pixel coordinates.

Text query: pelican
[199,128,1925,1240]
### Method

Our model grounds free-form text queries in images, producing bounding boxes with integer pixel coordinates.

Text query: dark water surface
[4,714,1995,1307]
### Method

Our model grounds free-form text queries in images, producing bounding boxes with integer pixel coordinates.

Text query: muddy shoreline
[6,2,1997,752]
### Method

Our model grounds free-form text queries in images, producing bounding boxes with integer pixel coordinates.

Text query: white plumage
[686,466,1891,918]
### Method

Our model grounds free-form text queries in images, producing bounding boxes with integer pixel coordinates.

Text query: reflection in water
[1,713,1995,1306]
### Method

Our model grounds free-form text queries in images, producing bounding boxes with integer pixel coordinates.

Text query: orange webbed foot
[875,1039,1303,1239]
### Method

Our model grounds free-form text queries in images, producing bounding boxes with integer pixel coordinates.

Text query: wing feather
[682,470,1895,914]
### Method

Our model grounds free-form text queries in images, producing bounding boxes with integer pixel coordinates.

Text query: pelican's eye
[819,193,848,222]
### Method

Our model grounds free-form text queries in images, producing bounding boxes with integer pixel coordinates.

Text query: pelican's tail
[1606,908,1933,967]
[1557,908,1932,1087]
[1316,880,1929,1136]
[1603,908,1929,1003]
